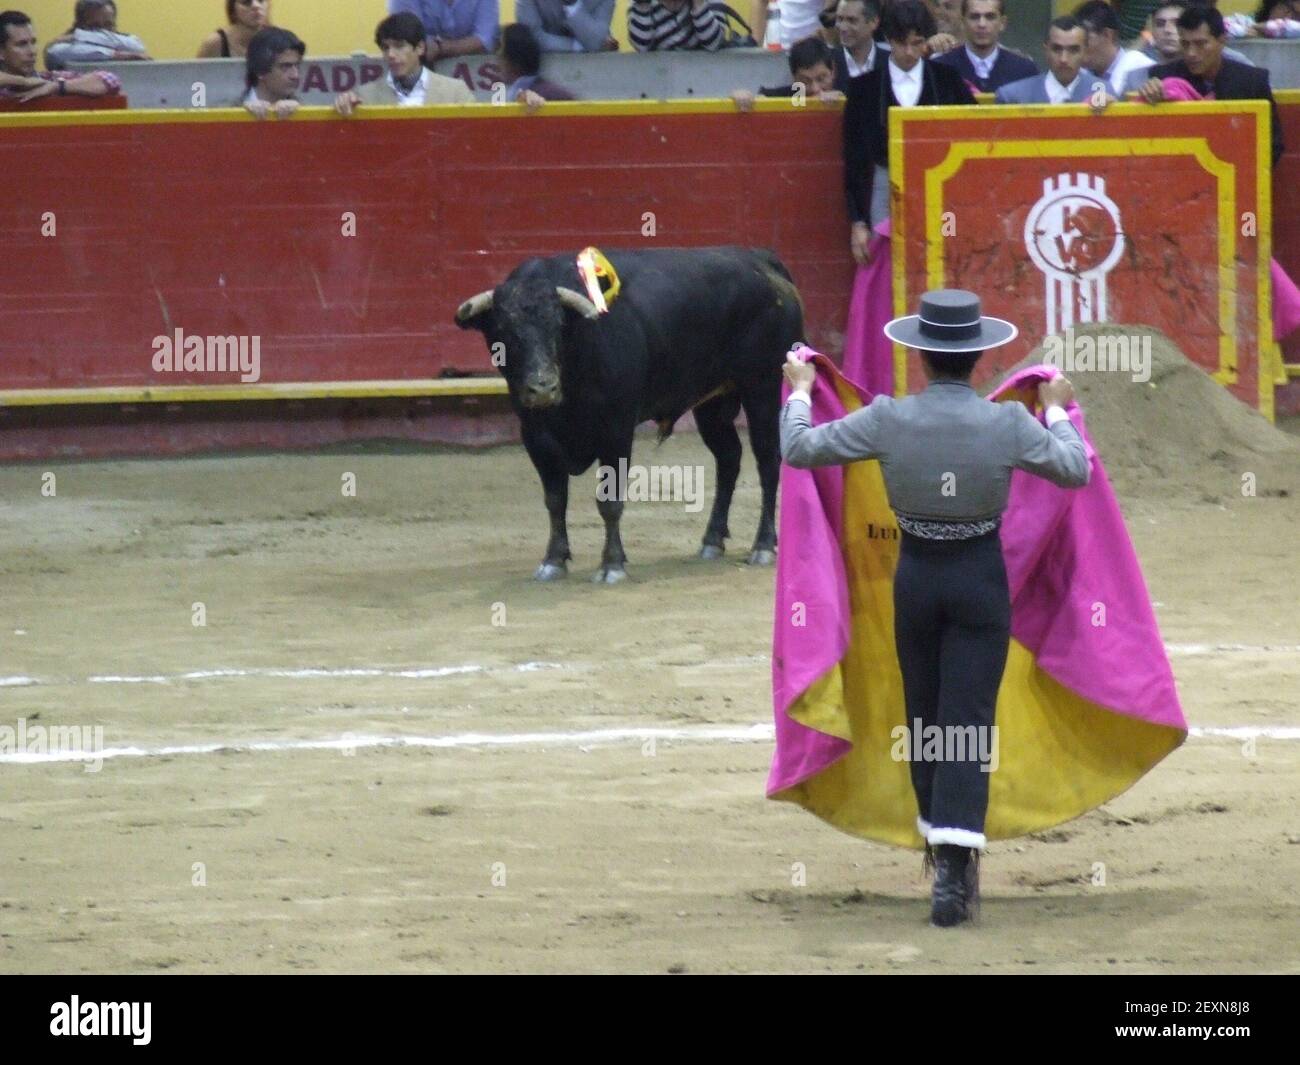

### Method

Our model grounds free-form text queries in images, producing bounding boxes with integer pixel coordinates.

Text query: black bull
[455,246,806,582]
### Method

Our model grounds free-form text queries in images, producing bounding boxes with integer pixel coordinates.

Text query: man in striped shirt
[629,0,729,51]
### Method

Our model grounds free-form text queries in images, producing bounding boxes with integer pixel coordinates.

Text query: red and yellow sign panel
[890,102,1273,417]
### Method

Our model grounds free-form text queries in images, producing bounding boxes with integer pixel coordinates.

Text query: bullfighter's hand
[1039,374,1076,410]
[784,348,817,393]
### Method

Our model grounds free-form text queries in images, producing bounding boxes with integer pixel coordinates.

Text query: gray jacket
[516,0,615,52]
[994,72,1096,105]
[780,380,1090,522]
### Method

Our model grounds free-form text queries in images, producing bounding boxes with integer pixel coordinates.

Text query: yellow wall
[1050,0,1256,14]
[21,0,634,60]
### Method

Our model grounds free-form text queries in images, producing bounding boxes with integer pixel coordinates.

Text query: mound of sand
[986,324,1300,502]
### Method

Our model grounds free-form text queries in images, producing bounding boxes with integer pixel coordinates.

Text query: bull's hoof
[534,561,569,582]
[592,565,629,585]
[698,543,725,561]
[747,548,777,566]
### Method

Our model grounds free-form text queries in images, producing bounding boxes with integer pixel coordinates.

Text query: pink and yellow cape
[767,355,1187,848]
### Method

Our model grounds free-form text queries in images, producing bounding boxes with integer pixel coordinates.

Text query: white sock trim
[927,827,987,850]
[917,816,932,839]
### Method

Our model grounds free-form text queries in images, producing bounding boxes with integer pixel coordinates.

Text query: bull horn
[456,290,495,321]
[556,287,600,320]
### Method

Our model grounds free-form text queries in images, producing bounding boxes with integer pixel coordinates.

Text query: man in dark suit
[843,0,975,261]
[932,0,1038,94]
[1135,4,1283,164]
[831,0,890,91]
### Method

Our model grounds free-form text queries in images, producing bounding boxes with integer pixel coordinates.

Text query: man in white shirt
[242,27,304,120]
[832,0,888,90]
[933,0,1039,94]
[995,15,1096,104]
[843,0,975,253]
[777,0,825,50]
[1074,0,1153,95]
[335,12,473,114]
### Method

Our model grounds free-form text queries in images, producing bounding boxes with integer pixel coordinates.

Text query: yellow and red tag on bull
[576,247,620,314]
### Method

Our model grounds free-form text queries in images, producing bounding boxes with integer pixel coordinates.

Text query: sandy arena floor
[0,424,1297,973]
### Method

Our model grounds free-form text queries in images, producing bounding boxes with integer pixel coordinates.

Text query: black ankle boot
[930,845,972,927]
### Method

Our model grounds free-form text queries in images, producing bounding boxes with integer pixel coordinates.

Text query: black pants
[893,528,1010,838]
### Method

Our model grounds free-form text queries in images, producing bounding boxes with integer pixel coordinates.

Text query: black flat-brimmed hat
[883,289,1018,354]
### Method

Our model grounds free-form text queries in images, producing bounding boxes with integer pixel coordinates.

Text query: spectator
[389,0,499,59]
[1225,1,1300,37]
[772,0,825,50]
[817,1,840,46]
[498,22,575,110]
[44,1,149,70]
[833,0,889,90]
[198,0,271,59]
[844,0,974,257]
[927,0,962,37]
[1136,3,1283,164]
[995,15,1095,103]
[733,35,840,109]
[0,9,120,100]
[628,0,728,51]
[516,0,616,52]
[1143,2,1254,63]
[932,0,1038,94]
[334,11,472,114]
[241,25,302,119]
[1074,0,1153,94]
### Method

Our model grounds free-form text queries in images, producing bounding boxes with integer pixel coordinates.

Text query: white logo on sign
[1024,173,1125,335]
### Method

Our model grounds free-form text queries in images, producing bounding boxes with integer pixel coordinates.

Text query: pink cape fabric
[841,219,896,396]
[767,356,1186,797]
[1158,77,1300,342]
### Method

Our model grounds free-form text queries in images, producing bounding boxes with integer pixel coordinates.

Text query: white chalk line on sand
[0,661,566,688]
[1,723,1296,767]
[1,645,1296,691]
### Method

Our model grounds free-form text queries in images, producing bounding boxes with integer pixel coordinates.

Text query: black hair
[1177,4,1226,34]
[501,22,541,78]
[245,26,304,89]
[1255,1,1293,20]
[226,0,265,23]
[0,9,31,45]
[67,0,114,36]
[882,0,936,42]
[1047,14,1084,38]
[961,0,1004,15]
[375,11,424,50]
[920,349,982,379]
[1073,0,1119,36]
[788,35,833,76]
[835,0,882,21]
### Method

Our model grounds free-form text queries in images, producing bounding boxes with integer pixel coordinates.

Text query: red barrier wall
[0,97,1295,454]
[0,103,849,394]
[0,94,126,112]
